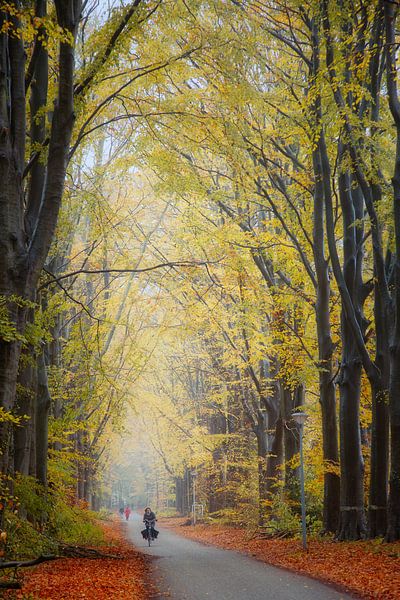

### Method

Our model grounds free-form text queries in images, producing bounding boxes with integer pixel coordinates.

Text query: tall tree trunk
[366,6,390,538]
[260,357,283,515]
[14,357,36,476]
[369,281,389,537]
[184,468,191,515]
[312,131,340,533]
[265,411,283,508]
[0,7,27,476]
[265,415,283,510]
[388,342,400,541]
[76,429,85,500]
[337,340,366,539]
[83,465,90,504]
[336,173,367,540]
[175,477,184,514]
[321,0,390,538]
[384,0,400,542]
[282,386,300,502]
[36,350,51,487]
[254,414,268,525]
[208,412,228,513]
[319,368,340,534]
[0,0,81,478]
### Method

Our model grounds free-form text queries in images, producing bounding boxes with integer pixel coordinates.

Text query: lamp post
[292,411,308,550]
[191,471,197,525]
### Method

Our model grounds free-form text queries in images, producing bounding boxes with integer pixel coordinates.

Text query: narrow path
[125,514,356,600]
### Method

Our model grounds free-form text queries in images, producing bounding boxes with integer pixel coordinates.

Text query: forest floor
[1,519,153,600]
[160,516,400,600]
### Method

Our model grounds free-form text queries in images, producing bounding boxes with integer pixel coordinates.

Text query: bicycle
[144,520,154,547]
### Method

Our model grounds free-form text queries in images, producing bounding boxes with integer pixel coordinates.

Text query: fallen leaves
[8,520,152,600]
[6,515,399,599]
[161,517,400,600]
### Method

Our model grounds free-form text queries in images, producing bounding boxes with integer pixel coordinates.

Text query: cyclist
[142,506,158,540]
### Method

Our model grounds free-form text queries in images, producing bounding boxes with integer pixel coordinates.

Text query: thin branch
[74,0,144,97]
[38,260,219,290]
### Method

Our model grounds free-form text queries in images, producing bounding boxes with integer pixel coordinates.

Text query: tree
[0,0,83,478]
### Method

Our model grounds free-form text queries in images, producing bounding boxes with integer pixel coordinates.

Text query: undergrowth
[2,475,104,560]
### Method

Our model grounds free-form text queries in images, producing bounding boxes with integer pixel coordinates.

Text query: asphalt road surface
[125,514,356,600]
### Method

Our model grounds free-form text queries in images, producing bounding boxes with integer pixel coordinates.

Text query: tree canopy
[0,0,400,548]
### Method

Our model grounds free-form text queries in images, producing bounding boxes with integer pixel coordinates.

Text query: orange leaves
[162,518,400,600]
[14,521,150,600]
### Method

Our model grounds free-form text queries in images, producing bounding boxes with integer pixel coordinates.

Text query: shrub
[47,498,104,546]
[3,475,104,559]
[268,495,301,534]
[4,512,57,559]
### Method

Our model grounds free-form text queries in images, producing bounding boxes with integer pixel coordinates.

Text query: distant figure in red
[124,506,131,521]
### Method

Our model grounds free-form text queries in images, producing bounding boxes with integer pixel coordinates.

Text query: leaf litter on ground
[160,517,400,600]
[2,519,154,600]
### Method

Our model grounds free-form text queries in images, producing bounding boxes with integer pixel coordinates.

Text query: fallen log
[0,581,22,589]
[0,539,122,591]
[0,555,58,590]
[0,555,58,569]
[39,532,122,559]
[0,545,120,571]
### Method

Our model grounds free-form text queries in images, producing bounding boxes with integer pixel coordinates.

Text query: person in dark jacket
[142,506,158,539]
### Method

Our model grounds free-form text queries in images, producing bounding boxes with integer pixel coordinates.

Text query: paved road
[124,514,356,600]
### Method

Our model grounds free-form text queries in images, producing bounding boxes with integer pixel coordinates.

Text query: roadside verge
[160,517,400,600]
[9,519,152,600]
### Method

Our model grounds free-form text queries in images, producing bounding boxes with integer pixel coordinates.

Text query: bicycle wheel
[147,527,151,547]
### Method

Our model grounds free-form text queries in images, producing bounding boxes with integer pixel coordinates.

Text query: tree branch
[74,0,144,97]
[38,260,218,290]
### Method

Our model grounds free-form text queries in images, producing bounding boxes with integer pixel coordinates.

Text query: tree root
[0,554,59,569]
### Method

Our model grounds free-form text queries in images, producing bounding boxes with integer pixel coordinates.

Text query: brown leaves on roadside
[12,521,152,600]
[161,517,400,600]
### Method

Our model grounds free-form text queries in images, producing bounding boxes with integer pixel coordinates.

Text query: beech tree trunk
[336,173,367,540]
[388,343,400,540]
[387,137,400,540]
[14,358,36,476]
[369,277,389,537]
[312,132,340,533]
[36,350,51,487]
[337,349,366,539]
[266,416,283,501]
[0,0,82,480]
[0,4,28,473]
[175,477,184,514]
[282,387,300,502]
[255,416,268,525]
[384,0,400,542]
[255,410,283,524]
[208,412,228,513]
[369,381,389,537]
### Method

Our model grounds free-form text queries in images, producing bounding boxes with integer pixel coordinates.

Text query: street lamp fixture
[292,411,308,550]
[292,411,308,427]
